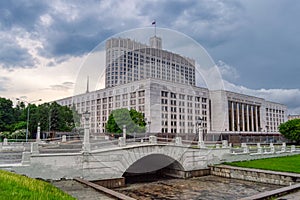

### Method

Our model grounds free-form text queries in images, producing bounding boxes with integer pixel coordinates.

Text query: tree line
[0,97,78,140]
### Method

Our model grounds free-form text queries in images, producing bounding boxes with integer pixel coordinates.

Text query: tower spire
[86,76,89,93]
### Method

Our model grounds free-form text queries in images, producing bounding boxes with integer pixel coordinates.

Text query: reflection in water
[116,175,280,200]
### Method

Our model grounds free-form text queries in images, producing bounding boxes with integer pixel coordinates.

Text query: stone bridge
[5,136,230,181]
[2,136,299,182]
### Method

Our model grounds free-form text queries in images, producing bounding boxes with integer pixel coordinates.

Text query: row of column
[229,101,260,132]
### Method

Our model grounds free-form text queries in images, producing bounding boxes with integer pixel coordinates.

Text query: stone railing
[231,142,300,156]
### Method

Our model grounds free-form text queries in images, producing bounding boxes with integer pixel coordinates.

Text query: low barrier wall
[210,165,300,186]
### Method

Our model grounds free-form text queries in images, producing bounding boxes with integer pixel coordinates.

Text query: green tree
[106,108,146,134]
[279,119,300,143]
[0,97,78,140]
[0,97,15,131]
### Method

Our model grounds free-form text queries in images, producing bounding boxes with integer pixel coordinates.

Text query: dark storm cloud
[0,0,49,31]
[138,0,244,47]
[0,36,35,68]
[0,0,48,68]
[0,0,299,92]
[38,22,114,58]
[208,0,300,89]
[0,0,244,67]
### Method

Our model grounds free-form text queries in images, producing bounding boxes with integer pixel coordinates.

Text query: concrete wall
[211,165,300,186]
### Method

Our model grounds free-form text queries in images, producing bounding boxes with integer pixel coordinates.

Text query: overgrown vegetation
[0,170,75,200]
[225,154,300,173]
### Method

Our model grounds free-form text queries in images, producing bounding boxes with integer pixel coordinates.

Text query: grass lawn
[0,170,75,200]
[225,154,300,174]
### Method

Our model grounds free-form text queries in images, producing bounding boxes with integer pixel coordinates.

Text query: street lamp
[16,98,42,142]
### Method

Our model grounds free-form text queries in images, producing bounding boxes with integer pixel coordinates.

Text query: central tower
[105,37,196,88]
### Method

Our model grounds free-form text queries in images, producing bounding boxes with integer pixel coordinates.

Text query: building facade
[56,36,287,140]
[57,78,209,135]
[105,37,195,88]
[288,114,300,120]
[209,90,287,135]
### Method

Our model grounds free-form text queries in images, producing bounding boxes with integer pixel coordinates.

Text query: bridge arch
[123,153,184,176]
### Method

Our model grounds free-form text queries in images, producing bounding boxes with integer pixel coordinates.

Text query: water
[116,175,281,200]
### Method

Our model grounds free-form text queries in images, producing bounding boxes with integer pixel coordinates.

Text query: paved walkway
[278,190,300,200]
[52,180,114,200]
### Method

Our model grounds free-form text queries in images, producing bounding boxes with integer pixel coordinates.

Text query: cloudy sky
[0,0,299,114]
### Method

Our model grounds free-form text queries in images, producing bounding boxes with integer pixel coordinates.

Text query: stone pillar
[281,142,286,152]
[255,106,259,132]
[291,145,296,152]
[256,143,262,154]
[237,102,240,132]
[118,137,126,147]
[198,121,205,148]
[123,125,126,139]
[149,136,157,144]
[62,135,67,143]
[246,105,250,131]
[31,142,39,155]
[83,111,91,152]
[241,143,249,153]
[175,137,182,145]
[3,138,8,145]
[231,102,235,131]
[21,152,31,165]
[241,104,245,132]
[222,140,228,148]
[251,106,254,132]
[36,122,41,143]
[270,143,275,153]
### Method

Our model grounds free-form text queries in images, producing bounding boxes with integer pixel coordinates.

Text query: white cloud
[217,60,239,81]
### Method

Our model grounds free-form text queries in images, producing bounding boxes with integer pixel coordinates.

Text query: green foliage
[0,97,15,131]
[279,119,300,143]
[225,154,300,173]
[106,108,146,134]
[0,170,75,200]
[0,97,78,140]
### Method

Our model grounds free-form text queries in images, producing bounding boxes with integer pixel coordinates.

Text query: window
[161,91,168,97]
[138,90,145,97]
[170,92,176,98]
[130,92,136,98]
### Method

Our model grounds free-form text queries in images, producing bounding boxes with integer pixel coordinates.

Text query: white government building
[56,36,287,142]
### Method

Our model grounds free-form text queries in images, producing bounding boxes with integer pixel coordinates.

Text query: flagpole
[155,20,156,37]
[152,20,156,37]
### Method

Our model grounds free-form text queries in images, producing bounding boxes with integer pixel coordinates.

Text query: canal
[115,175,281,200]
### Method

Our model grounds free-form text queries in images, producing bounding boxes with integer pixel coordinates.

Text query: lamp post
[82,110,91,152]
[16,98,42,142]
[148,121,151,136]
[196,116,204,148]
